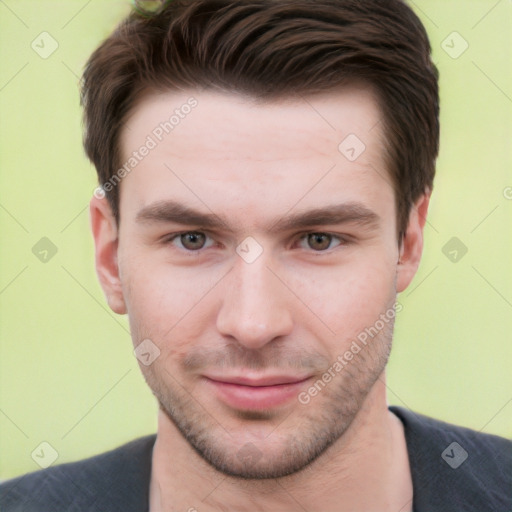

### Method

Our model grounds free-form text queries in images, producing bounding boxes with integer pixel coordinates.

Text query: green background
[1,0,511,480]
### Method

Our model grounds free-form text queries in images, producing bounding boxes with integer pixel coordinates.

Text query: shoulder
[0,435,156,512]
[390,406,512,512]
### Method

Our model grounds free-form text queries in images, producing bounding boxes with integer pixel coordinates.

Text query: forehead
[123,85,383,158]
[118,87,394,230]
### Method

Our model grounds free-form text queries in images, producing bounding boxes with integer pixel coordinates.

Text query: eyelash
[162,231,348,253]
[164,231,217,252]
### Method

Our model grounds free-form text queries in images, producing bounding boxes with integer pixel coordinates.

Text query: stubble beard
[139,314,394,480]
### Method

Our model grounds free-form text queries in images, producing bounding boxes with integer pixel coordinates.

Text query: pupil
[182,232,205,250]
[309,233,331,251]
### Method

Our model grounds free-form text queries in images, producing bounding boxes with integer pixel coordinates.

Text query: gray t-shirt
[1,407,510,511]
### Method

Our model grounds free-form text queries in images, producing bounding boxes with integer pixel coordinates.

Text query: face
[92,87,426,479]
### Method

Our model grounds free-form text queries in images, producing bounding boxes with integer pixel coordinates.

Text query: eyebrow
[271,203,380,232]
[135,200,380,232]
[136,201,230,230]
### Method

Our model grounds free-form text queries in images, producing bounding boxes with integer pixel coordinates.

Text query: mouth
[202,373,312,411]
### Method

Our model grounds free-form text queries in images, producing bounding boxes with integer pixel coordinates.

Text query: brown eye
[179,232,207,250]
[298,233,344,252]
[307,233,334,251]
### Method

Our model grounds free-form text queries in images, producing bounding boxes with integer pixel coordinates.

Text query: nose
[216,255,294,350]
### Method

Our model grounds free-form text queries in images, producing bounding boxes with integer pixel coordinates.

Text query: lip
[203,373,311,410]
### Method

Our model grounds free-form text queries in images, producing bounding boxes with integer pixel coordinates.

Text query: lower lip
[204,378,309,411]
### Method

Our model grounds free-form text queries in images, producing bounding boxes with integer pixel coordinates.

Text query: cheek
[120,256,223,347]
[284,254,397,338]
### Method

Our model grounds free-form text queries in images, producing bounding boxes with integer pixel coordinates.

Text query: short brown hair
[81,0,439,240]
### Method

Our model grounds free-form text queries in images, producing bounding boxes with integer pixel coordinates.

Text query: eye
[168,232,215,251]
[299,233,343,252]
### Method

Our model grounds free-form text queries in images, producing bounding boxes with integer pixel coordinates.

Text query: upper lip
[203,374,311,387]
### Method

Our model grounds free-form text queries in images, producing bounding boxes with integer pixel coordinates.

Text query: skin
[90,86,429,511]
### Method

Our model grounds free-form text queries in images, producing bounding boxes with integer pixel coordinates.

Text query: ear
[89,195,127,314]
[396,193,430,293]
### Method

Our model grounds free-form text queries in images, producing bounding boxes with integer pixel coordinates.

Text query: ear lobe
[89,195,127,314]
[396,193,430,293]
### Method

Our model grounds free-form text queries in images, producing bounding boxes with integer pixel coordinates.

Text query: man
[1,0,510,510]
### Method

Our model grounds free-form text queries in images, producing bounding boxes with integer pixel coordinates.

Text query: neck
[149,376,413,512]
